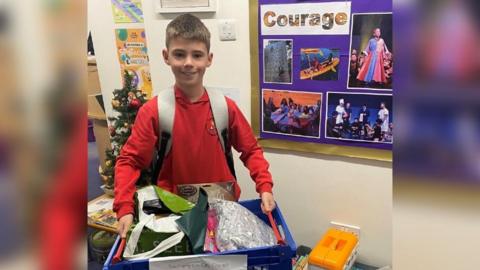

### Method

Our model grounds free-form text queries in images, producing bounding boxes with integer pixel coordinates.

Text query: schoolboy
[114,14,276,238]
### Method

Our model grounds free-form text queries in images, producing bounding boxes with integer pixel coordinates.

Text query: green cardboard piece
[175,188,209,254]
[153,186,195,214]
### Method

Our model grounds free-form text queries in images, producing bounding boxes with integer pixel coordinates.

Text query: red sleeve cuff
[115,203,135,220]
[257,182,273,195]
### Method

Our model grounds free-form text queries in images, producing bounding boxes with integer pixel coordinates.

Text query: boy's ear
[206,52,213,67]
[162,49,170,65]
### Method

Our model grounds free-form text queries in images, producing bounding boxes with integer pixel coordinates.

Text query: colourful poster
[111,0,144,23]
[115,28,152,98]
[258,0,392,152]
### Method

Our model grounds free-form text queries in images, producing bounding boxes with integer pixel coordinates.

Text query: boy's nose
[184,56,194,67]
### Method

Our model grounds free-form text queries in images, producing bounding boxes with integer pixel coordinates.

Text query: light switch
[218,19,236,41]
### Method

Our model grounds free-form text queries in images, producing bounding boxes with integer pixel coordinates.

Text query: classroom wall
[88,0,392,267]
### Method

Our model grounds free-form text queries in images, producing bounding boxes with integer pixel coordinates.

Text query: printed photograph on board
[348,13,393,90]
[325,92,393,143]
[300,48,339,81]
[263,39,293,84]
[263,89,322,138]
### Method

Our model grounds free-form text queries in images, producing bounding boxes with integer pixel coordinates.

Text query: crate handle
[267,212,286,245]
[112,238,126,264]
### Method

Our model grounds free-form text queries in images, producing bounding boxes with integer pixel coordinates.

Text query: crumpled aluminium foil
[209,199,276,252]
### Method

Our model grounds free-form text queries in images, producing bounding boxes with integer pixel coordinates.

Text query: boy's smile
[163,37,213,98]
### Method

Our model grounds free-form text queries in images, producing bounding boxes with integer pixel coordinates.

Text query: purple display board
[258,0,392,150]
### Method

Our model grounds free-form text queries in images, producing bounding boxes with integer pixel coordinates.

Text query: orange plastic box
[308,228,358,270]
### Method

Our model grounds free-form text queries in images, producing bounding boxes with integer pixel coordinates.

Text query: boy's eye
[193,53,203,59]
[173,52,185,58]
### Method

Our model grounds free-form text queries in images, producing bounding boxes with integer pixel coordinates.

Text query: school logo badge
[206,118,217,136]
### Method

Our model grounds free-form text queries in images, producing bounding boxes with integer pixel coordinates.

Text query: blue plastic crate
[103,199,297,270]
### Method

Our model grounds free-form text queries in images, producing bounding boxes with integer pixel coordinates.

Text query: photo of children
[348,13,393,90]
[263,89,322,138]
[263,39,293,84]
[300,48,339,81]
[325,92,392,143]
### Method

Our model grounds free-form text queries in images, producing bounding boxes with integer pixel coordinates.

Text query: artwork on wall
[109,0,153,99]
[254,0,393,159]
[111,0,144,23]
[115,28,153,98]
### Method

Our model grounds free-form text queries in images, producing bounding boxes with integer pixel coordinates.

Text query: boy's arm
[226,98,273,195]
[113,99,159,219]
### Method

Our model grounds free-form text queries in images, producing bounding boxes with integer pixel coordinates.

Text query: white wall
[238,151,392,267]
[89,0,392,266]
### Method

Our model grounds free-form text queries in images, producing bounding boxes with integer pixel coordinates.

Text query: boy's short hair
[166,14,211,51]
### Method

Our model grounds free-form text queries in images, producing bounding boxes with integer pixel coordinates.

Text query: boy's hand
[260,192,276,214]
[117,214,133,238]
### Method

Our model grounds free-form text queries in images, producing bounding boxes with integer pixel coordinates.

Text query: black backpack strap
[151,132,171,183]
[221,129,236,180]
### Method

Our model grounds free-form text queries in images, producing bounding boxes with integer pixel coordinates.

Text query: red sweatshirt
[113,87,273,219]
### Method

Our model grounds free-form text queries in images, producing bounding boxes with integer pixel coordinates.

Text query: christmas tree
[100,70,151,189]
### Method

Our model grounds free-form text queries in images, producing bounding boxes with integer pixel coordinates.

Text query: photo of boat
[300,48,339,81]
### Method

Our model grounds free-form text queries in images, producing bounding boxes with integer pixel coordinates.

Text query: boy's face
[163,37,212,89]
